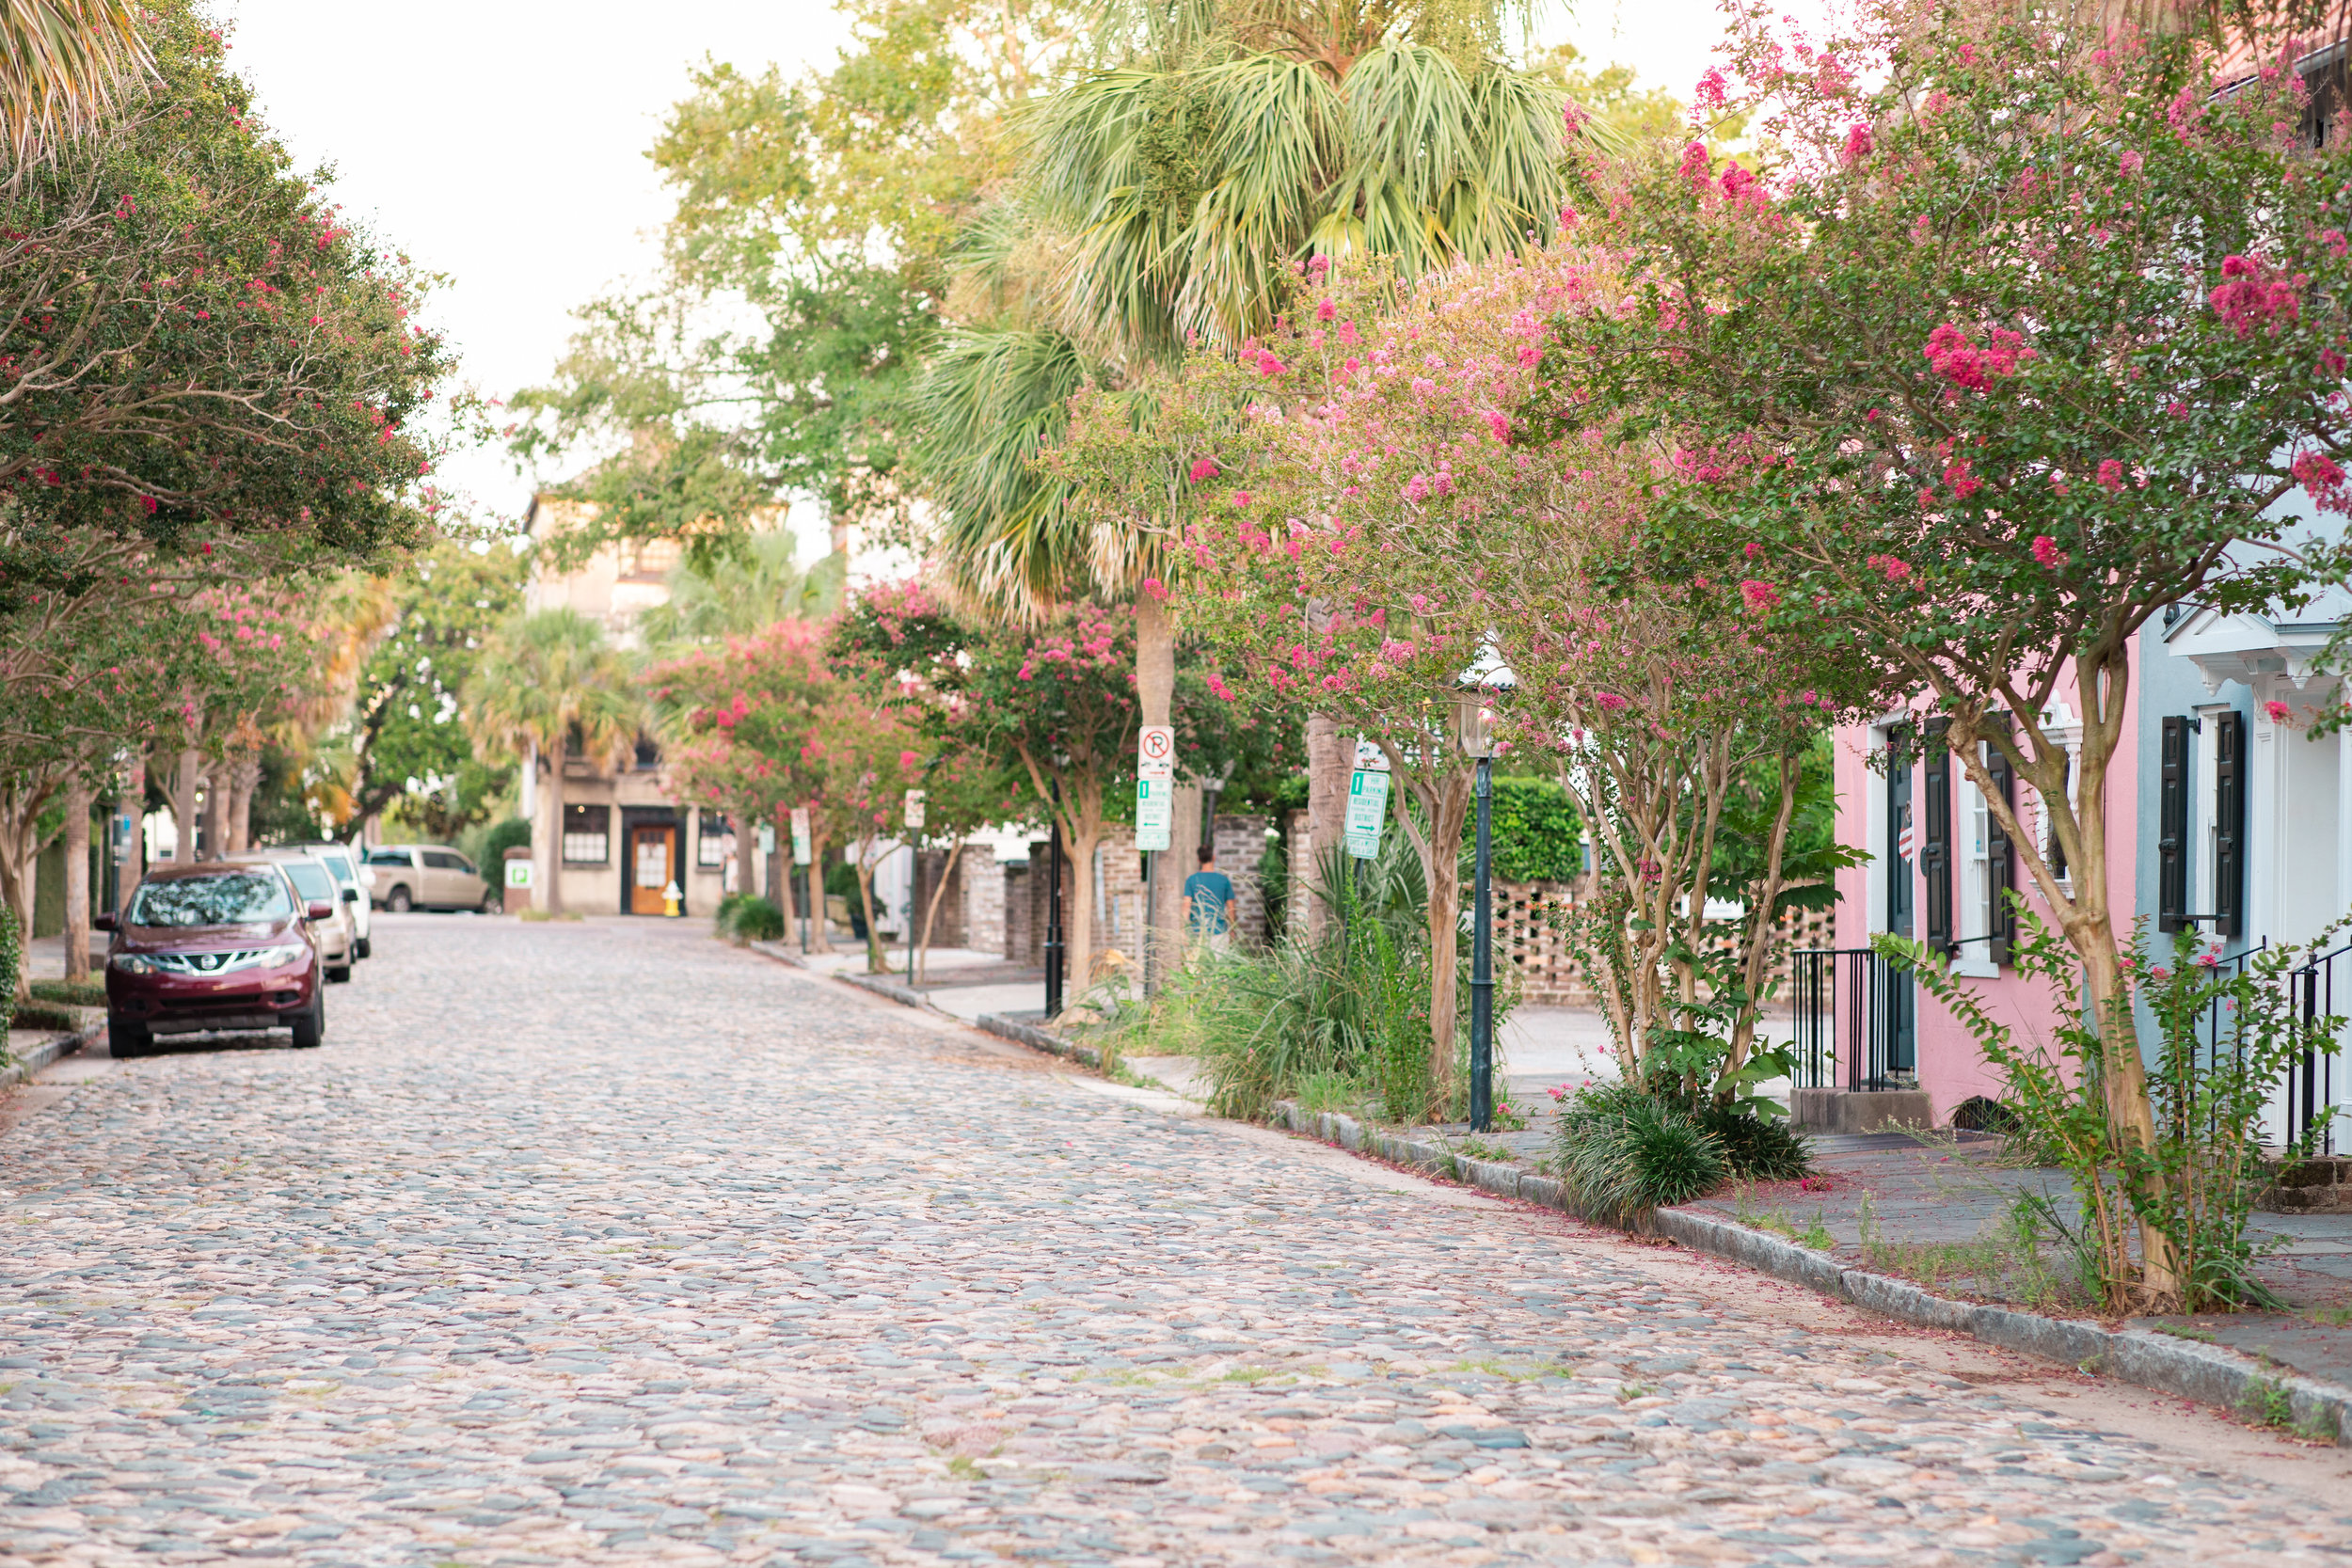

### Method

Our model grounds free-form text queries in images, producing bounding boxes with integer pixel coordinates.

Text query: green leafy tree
[462,610,643,917]
[347,542,527,836]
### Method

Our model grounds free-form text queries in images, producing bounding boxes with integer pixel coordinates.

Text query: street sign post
[788,807,811,865]
[1344,737,1391,859]
[1135,724,1175,853]
[903,789,927,831]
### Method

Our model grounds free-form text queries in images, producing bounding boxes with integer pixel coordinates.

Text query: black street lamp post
[1044,781,1065,1018]
[1456,690,1498,1133]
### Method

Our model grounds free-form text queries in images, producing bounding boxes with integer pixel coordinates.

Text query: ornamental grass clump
[1552,1083,1726,1226]
[722,896,786,943]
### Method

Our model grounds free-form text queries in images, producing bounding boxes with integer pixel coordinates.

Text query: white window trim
[1952,757,1996,978]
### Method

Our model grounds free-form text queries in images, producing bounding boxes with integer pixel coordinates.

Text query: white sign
[1353,737,1391,772]
[756,821,775,855]
[1344,768,1391,859]
[903,789,928,831]
[1136,777,1173,852]
[1137,724,1176,780]
[789,807,812,865]
[504,859,532,888]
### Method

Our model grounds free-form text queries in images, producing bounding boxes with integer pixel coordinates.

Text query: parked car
[228,851,357,982]
[361,844,497,913]
[97,863,329,1056]
[285,840,374,958]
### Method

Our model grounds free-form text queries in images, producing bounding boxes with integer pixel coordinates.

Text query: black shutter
[1986,719,2015,966]
[2215,709,2246,938]
[1922,718,1953,954]
[2049,752,2071,882]
[2157,717,2189,932]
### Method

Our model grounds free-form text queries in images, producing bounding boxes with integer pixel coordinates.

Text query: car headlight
[261,943,310,967]
[111,955,153,976]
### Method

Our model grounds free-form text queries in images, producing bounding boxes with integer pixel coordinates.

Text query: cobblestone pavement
[2,917,2347,1568]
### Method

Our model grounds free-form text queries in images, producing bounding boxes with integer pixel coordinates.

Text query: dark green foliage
[1689,1099,1813,1181]
[723,896,786,942]
[30,979,105,1009]
[1553,1083,1726,1225]
[1486,778,1581,883]
[0,906,18,1039]
[483,817,533,871]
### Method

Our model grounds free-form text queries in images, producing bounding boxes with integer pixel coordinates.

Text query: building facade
[518,497,743,919]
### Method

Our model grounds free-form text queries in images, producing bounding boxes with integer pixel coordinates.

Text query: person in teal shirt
[1182,846,1236,952]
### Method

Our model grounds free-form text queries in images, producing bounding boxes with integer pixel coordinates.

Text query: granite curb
[1271,1100,2352,1447]
[1,1019,101,1093]
[975,1013,1103,1069]
[743,940,806,969]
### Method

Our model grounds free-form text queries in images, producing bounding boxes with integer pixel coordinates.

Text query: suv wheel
[108,1016,150,1058]
[289,994,325,1050]
[326,963,353,984]
[354,937,371,960]
[387,885,413,913]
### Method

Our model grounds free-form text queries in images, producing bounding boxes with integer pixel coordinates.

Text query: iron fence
[2292,942,2348,1155]
[1790,947,1916,1091]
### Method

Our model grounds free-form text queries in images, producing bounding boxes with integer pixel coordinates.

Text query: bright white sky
[221,0,1733,531]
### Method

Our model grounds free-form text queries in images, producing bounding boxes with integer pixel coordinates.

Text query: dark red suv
[97,863,331,1056]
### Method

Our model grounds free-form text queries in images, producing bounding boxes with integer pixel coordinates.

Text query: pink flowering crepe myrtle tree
[646,618,854,954]
[834,580,1142,997]
[1560,4,2352,1306]
[1180,246,1867,1090]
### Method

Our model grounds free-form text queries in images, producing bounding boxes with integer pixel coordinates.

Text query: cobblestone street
[2,917,2346,1568]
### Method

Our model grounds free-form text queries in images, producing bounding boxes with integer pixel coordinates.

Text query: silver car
[361,844,496,913]
[286,841,374,958]
[226,851,358,982]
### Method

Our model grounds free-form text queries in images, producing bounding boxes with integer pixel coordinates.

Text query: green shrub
[10,1003,78,1034]
[482,816,532,871]
[0,905,18,1039]
[727,896,786,942]
[31,978,105,1008]
[1553,1083,1727,1224]
[1485,777,1582,883]
[1690,1099,1813,1180]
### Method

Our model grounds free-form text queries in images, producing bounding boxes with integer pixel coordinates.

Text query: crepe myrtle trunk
[734,801,756,902]
[63,780,91,984]
[169,747,199,863]
[1939,643,2179,1307]
[803,818,833,954]
[1382,748,1474,1118]
[918,840,965,987]
[1306,712,1350,942]
[200,762,227,863]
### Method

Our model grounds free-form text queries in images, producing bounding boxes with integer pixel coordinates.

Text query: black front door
[1885,747,1916,1076]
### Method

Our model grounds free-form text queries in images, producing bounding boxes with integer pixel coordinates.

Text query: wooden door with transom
[628,824,675,914]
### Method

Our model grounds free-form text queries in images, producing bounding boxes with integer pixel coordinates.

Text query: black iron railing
[1791,947,1916,1091]
[2292,942,2347,1155]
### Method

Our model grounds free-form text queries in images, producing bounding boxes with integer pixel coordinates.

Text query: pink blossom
[1314,297,1336,322]
[1485,409,1510,442]
[2030,534,2069,568]
[1678,141,1710,184]
[1867,553,1913,582]
[1739,578,1781,611]
[1408,594,1430,613]
[2120,149,2144,178]
[2095,459,2127,494]
[2320,229,2349,258]
[2209,255,2304,339]
[1594,690,1629,711]
[1254,348,1287,377]
[1944,458,1981,499]
[1403,474,1431,502]
[1232,490,1251,508]
[2266,700,2295,723]
[898,750,920,770]
[1840,123,1873,164]
[1743,540,1765,560]
[1923,323,2029,390]
[1693,67,1727,109]
[1308,254,1331,277]
[1187,456,1219,482]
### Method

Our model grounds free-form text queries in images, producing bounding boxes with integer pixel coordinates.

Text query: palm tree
[1,0,151,166]
[637,530,847,646]
[464,609,643,917]
[918,0,1575,961]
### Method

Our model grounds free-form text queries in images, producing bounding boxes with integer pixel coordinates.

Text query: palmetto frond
[925,2,1572,619]
[0,0,150,166]
[914,326,1089,620]
[463,609,643,770]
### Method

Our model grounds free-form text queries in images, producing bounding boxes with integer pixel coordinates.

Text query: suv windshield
[309,849,356,887]
[130,873,294,927]
[276,861,335,902]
